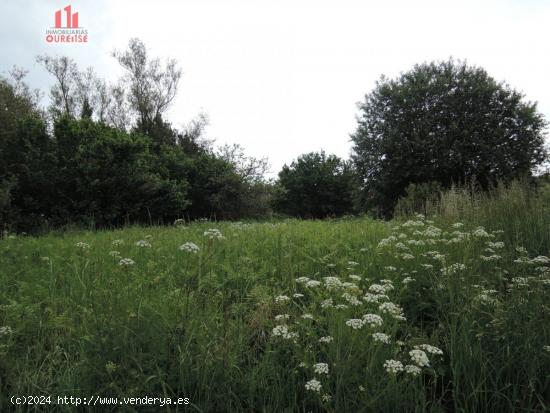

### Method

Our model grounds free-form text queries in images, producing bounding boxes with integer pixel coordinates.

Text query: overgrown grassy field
[1,186,549,412]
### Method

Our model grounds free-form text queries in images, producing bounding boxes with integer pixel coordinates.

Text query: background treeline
[1,40,272,232]
[1,40,549,232]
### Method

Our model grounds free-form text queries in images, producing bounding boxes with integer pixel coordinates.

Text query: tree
[113,38,182,136]
[36,55,80,117]
[0,72,53,231]
[351,59,548,217]
[52,116,189,227]
[273,151,356,218]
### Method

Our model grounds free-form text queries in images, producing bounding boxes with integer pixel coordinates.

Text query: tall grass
[0,196,549,411]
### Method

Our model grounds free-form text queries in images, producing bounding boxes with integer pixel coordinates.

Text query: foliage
[1,192,549,411]
[351,59,548,217]
[394,181,443,217]
[0,65,273,232]
[273,151,356,218]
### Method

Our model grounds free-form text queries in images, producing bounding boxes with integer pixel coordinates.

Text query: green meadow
[1,186,549,412]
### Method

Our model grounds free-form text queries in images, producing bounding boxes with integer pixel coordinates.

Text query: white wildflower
[305,280,322,288]
[305,378,322,392]
[342,292,362,306]
[379,302,406,320]
[345,319,365,329]
[324,277,343,290]
[372,332,391,344]
[0,326,13,336]
[319,336,333,343]
[203,228,225,240]
[401,253,415,260]
[472,227,491,238]
[313,363,329,375]
[118,258,135,266]
[409,349,430,367]
[404,364,422,376]
[178,242,200,253]
[383,359,404,374]
[362,313,383,328]
[363,293,389,303]
[415,344,443,355]
[320,298,334,308]
[296,276,310,284]
[275,295,290,304]
[272,325,298,340]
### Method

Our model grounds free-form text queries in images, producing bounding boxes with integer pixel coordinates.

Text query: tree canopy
[273,151,356,218]
[351,59,548,216]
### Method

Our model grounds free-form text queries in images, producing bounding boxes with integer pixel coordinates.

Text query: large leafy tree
[351,59,548,216]
[273,151,356,218]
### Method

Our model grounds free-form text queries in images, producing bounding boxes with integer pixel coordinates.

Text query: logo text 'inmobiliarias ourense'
[46,5,88,43]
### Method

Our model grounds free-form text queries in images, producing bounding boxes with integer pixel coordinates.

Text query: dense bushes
[272,151,357,218]
[0,77,272,231]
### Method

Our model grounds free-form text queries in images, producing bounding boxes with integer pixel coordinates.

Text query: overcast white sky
[1,0,549,175]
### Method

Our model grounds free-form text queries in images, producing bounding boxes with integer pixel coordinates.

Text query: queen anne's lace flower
[75,242,90,249]
[404,364,422,376]
[364,293,389,303]
[313,363,329,375]
[345,319,365,329]
[118,258,135,266]
[409,349,430,367]
[272,325,298,340]
[275,295,290,304]
[362,314,383,327]
[179,242,200,253]
[319,336,333,343]
[305,378,322,392]
[415,344,443,355]
[320,298,334,308]
[379,302,406,320]
[136,240,151,248]
[324,277,343,290]
[383,359,404,374]
[204,229,225,240]
[372,333,391,344]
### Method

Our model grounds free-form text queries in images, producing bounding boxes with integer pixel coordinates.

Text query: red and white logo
[46,5,89,43]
